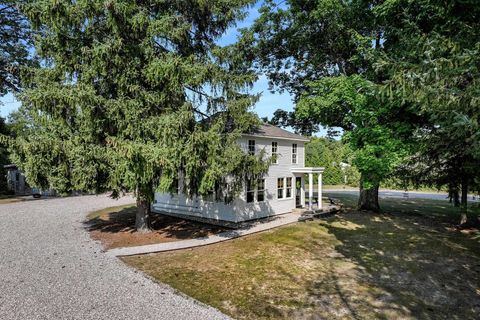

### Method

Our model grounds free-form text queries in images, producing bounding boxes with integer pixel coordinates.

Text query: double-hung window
[286,177,292,198]
[292,143,297,164]
[277,178,284,199]
[248,140,255,155]
[257,179,265,202]
[246,179,255,203]
[246,178,265,203]
[271,141,278,164]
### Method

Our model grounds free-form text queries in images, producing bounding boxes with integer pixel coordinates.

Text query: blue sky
[0,3,295,123]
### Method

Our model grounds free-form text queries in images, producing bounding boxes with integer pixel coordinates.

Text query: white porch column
[292,175,297,207]
[301,176,305,207]
[318,173,323,210]
[308,172,313,210]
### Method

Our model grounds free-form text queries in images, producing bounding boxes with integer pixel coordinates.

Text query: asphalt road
[0,195,229,320]
[324,189,480,202]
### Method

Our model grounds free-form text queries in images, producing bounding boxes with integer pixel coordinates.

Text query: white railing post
[301,176,305,207]
[308,173,313,210]
[318,173,323,210]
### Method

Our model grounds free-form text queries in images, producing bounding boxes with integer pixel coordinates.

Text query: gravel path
[0,194,229,320]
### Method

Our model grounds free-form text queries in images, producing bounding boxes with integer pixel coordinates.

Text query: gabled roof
[245,123,310,142]
[200,112,310,142]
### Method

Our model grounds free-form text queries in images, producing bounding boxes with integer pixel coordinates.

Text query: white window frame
[248,139,255,155]
[292,143,297,164]
[246,179,255,203]
[286,177,292,198]
[271,141,278,164]
[277,177,285,199]
[257,179,265,202]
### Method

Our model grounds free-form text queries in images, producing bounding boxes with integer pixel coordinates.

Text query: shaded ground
[123,196,480,320]
[325,192,480,227]
[0,194,28,204]
[86,204,228,249]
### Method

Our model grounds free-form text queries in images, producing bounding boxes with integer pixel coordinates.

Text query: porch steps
[296,203,341,222]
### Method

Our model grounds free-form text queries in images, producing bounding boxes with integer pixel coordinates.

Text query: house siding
[153,136,306,223]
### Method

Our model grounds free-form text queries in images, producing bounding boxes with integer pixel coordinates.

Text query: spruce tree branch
[0,5,14,14]
[193,107,208,118]
[0,75,20,92]
[153,40,172,54]
[185,85,211,99]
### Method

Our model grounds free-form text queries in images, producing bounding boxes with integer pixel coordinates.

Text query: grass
[0,195,25,204]
[323,184,457,193]
[325,192,480,224]
[123,195,480,319]
[323,184,358,190]
[86,203,136,220]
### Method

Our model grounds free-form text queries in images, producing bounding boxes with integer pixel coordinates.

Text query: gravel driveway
[0,194,229,320]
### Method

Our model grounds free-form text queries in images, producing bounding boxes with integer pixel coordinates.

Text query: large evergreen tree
[0,0,33,193]
[13,0,266,231]
[0,0,32,95]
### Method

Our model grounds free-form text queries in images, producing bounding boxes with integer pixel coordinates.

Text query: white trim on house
[242,133,309,142]
[291,167,325,210]
[291,167,325,174]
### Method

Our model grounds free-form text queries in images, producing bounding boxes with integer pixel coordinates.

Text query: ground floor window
[277,178,284,199]
[286,177,292,198]
[257,179,265,202]
[246,179,255,203]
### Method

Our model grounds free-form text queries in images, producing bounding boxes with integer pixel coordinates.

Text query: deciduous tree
[244,0,416,211]
[376,0,480,225]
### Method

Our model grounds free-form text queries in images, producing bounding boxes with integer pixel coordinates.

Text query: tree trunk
[358,174,380,212]
[459,177,468,225]
[136,197,152,233]
[453,188,460,207]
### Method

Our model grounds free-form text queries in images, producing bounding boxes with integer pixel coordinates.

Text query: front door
[295,177,302,208]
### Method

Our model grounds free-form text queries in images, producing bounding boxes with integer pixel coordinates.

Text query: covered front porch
[291,167,325,211]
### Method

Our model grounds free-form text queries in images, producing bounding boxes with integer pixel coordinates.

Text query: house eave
[291,167,325,174]
[242,133,310,142]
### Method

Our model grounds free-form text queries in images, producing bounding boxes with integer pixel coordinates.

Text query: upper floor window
[271,141,278,164]
[277,177,284,199]
[292,143,297,164]
[248,139,255,155]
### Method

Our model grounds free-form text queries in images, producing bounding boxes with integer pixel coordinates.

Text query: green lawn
[123,195,480,319]
[325,192,480,224]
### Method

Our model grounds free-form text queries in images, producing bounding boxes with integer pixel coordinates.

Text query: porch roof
[291,167,325,174]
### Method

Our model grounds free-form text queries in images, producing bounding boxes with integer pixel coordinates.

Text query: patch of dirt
[86,206,228,249]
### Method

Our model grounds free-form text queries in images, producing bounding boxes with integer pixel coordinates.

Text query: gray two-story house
[152,123,324,224]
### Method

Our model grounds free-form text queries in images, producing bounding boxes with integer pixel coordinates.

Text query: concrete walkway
[108,212,302,256]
